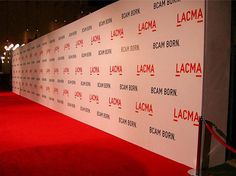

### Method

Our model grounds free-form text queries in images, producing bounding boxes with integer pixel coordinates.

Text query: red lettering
[173,108,199,126]
[46,49,51,54]
[138,20,157,34]
[54,46,59,52]
[64,43,70,50]
[109,97,121,107]
[109,65,122,75]
[63,68,69,74]
[63,89,69,96]
[90,66,100,75]
[177,8,204,26]
[54,88,58,93]
[137,64,155,76]
[135,102,153,113]
[111,28,124,40]
[39,50,43,56]
[75,67,83,74]
[91,35,101,44]
[54,68,59,74]
[75,91,82,99]
[89,95,99,103]
[176,63,202,76]
[76,39,83,47]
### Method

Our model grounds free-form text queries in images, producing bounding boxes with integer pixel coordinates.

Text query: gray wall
[202,0,231,169]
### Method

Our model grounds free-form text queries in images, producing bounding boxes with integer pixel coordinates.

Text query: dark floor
[202,161,236,176]
[0,73,11,91]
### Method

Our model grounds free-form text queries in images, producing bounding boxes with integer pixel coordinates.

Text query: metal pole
[196,117,203,175]
[188,117,203,176]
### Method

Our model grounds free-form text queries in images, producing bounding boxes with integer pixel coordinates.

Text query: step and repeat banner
[12,0,205,168]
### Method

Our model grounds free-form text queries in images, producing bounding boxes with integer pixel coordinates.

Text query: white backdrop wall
[12,0,205,168]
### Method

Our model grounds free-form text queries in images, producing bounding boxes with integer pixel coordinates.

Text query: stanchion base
[187,169,199,176]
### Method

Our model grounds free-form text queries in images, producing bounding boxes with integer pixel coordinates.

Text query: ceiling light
[13,44,20,51]
[9,44,14,49]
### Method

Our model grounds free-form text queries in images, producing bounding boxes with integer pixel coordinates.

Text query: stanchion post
[196,117,203,175]
[188,117,203,176]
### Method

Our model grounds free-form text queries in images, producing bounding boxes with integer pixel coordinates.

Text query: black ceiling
[0,0,116,54]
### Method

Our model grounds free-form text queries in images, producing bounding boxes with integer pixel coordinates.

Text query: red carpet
[0,92,190,176]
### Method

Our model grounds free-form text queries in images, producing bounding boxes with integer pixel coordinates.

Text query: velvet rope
[204,121,236,154]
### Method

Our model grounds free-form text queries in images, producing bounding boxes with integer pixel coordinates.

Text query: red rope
[205,122,236,153]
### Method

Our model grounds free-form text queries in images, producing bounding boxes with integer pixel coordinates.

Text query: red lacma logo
[64,43,70,50]
[54,68,59,74]
[138,20,157,34]
[175,63,202,77]
[63,67,69,74]
[53,88,58,94]
[39,50,43,56]
[111,28,124,40]
[76,39,83,48]
[90,66,100,75]
[89,94,99,104]
[91,35,101,45]
[109,65,122,75]
[63,89,69,97]
[46,86,50,92]
[46,49,51,55]
[54,46,59,53]
[108,97,122,109]
[74,91,82,100]
[177,8,203,27]
[173,108,199,126]
[75,67,83,75]
[137,64,155,76]
[46,68,51,74]
[135,102,153,116]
